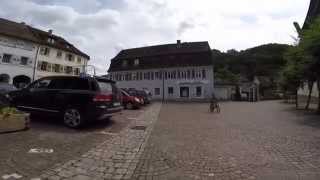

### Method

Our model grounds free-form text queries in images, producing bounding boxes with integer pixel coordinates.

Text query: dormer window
[134,59,139,66]
[122,60,128,67]
[47,38,55,44]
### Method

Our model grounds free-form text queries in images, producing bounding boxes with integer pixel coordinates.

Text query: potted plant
[0,94,29,133]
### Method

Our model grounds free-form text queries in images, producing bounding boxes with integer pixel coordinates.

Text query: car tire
[126,102,133,110]
[63,108,84,128]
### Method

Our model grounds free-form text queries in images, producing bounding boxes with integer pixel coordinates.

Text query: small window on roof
[122,60,128,67]
[134,59,139,66]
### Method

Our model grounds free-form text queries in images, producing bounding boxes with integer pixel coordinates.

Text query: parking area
[0,106,146,179]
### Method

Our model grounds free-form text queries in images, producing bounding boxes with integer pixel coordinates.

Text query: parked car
[126,89,145,105]
[137,90,150,104]
[120,89,141,109]
[0,83,17,95]
[10,76,123,128]
[143,90,153,103]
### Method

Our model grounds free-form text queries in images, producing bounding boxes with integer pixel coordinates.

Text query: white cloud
[0,0,310,74]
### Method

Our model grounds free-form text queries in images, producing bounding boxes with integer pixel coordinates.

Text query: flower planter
[0,112,30,133]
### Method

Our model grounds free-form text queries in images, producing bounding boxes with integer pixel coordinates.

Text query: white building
[0,18,90,88]
[108,41,214,101]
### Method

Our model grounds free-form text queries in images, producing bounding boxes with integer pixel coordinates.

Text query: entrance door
[180,87,189,98]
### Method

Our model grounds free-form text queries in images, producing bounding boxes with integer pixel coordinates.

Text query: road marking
[30,178,41,180]
[99,131,117,136]
[28,148,54,154]
[208,173,215,177]
[2,173,22,179]
[127,117,139,120]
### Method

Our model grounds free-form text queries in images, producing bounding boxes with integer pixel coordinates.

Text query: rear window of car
[97,81,112,93]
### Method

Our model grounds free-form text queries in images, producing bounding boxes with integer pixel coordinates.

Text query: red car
[121,89,141,109]
[127,89,145,105]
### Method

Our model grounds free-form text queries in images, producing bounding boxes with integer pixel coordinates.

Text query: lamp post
[162,70,165,102]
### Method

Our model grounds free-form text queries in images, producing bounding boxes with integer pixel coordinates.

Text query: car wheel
[63,108,84,128]
[126,102,133,110]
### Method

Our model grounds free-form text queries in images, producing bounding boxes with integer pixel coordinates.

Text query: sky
[0,0,310,74]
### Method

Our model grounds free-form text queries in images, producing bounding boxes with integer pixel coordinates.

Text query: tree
[281,45,305,109]
[299,17,320,112]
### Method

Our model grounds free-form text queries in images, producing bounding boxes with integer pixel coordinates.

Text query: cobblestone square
[2,101,320,180]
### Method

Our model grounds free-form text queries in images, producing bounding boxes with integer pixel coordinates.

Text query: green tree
[281,45,305,109]
[299,17,320,112]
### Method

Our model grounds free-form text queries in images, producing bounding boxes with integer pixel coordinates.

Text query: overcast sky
[0,0,310,74]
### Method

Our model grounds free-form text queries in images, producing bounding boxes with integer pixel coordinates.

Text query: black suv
[10,76,122,128]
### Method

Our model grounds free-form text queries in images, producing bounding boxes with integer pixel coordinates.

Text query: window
[20,57,28,65]
[47,38,55,44]
[122,60,128,67]
[40,47,50,56]
[155,88,160,95]
[66,54,74,61]
[57,51,62,58]
[192,69,195,79]
[164,71,168,80]
[151,72,154,80]
[202,69,206,79]
[74,68,80,75]
[155,72,159,79]
[97,81,112,93]
[32,79,52,89]
[187,70,191,79]
[168,87,174,94]
[40,62,48,71]
[134,59,139,66]
[77,57,82,64]
[48,78,90,90]
[196,86,202,97]
[65,66,73,74]
[53,64,61,73]
[2,54,12,63]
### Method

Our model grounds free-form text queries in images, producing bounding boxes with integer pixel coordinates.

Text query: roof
[108,41,212,72]
[114,41,211,59]
[0,18,90,59]
[303,0,320,29]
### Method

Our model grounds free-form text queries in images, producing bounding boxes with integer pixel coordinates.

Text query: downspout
[32,45,40,81]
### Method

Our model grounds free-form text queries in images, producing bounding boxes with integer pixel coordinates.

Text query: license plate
[113,102,121,106]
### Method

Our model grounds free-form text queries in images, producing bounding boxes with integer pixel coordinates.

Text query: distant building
[0,18,89,88]
[108,40,214,101]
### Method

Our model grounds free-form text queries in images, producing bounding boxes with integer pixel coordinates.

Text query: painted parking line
[99,131,117,136]
[2,173,22,179]
[127,117,139,120]
[28,148,54,154]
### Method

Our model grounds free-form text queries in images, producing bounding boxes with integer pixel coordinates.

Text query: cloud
[0,0,310,74]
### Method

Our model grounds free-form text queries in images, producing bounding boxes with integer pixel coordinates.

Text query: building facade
[0,18,89,88]
[108,41,214,101]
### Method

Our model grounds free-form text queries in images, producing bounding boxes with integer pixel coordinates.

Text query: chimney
[48,29,53,35]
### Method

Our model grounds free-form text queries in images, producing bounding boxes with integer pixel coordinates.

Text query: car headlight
[134,97,140,102]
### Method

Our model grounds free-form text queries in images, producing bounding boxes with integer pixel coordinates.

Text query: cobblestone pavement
[39,103,162,180]
[0,107,143,180]
[132,101,320,180]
